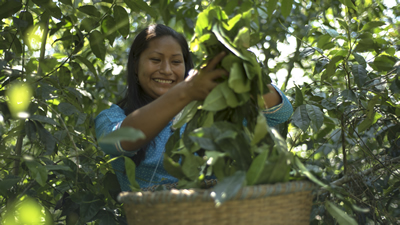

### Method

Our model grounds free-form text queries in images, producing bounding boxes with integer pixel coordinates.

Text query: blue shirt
[94,85,293,191]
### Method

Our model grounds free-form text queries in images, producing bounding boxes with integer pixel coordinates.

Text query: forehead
[144,36,183,56]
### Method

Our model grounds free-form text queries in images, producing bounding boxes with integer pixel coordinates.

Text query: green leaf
[180,149,204,180]
[189,128,220,151]
[75,56,97,76]
[220,81,239,107]
[361,21,386,31]
[246,146,269,185]
[211,170,246,206]
[98,127,145,144]
[294,85,303,108]
[81,17,98,32]
[325,55,344,77]
[124,0,156,18]
[89,30,106,61]
[354,39,375,52]
[233,27,250,49]
[163,154,186,180]
[228,62,251,93]
[58,66,71,87]
[306,104,324,132]
[326,29,339,38]
[24,155,48,186]
[25,120,37,142]
[317,34,332,49]
[37,124,56,155]
[124,157,141,191]
[30,114,58,126]
[0,176,20,195]
[352,64,367,88]
[172,101,201,129]
[77,5,101,17]
[211,24,249,61]
[316,143,334,155]
[314,58,329,75]
[18,11,34,33]
[80,194,103,222]
[70,62,85,83]
[325,201,358,225]
[251,113,268,145]
[267,0,279,17]
[372,55,397,72]
[292,105,310,132]
[99,211,117,225]
[203,83,228,111]
[113,5,129,38]
[294,157,327,187]
[59,0,73,6]
[338,0,357,10]
[58,102,79,116]
[281,0,293,18]
[352,52,367,68]
[0,0,22,20]
[101,15,118,45]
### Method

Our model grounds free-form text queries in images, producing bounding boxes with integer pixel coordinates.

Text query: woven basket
[118,180,315,225]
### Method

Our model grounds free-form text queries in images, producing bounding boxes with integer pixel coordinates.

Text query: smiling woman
[137,36,186,99]
[94,24,292,192]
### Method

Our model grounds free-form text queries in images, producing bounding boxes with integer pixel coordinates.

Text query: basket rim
[118,180,316,205]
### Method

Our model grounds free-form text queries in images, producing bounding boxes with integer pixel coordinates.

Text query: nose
[159,61,172,75]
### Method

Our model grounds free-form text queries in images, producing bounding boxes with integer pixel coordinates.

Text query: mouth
[153,78,174,84]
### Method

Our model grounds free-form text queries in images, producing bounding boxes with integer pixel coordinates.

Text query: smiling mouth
[154,79,173,84]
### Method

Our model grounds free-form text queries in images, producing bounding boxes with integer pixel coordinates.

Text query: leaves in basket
[211,170,246,206]
[228,62,251,93]
[251,113,268,146]
[124,156,141,192]
[98,127,145,144]
[163,154,186,180]
[172,101,201,129]
[203,83,228,111]
[246,144,291,185]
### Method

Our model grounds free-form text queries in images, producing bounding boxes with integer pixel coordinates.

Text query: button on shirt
[94,84,293,191]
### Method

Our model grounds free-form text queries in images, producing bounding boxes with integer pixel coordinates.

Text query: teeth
[154,79,173,84]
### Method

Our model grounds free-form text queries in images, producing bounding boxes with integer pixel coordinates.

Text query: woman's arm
[263,84,282,108]
[120,52,228,151]
[262,84,293,127]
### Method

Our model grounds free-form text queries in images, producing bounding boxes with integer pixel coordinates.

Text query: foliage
[163,5,293,201]
[0,0,399,224]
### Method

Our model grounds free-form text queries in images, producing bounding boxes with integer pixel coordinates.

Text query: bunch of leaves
[162,5,295,205]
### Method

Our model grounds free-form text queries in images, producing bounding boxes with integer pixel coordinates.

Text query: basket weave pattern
[118,181,315,225]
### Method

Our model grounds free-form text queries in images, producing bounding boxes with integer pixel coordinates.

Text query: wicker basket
[118,180,315,225]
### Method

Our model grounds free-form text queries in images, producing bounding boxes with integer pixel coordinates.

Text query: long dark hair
[117,24,194,165]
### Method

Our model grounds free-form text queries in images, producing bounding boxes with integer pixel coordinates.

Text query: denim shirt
[94,84,293,191]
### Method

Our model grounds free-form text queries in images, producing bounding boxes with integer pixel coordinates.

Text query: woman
[95,24,293,192]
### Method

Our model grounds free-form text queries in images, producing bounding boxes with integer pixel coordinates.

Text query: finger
[207,69,229,80]
[187,69,198,79]
[204,51,226,71]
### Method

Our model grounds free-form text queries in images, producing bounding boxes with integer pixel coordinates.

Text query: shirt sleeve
[263,84,293,127]
[94,104,138,157]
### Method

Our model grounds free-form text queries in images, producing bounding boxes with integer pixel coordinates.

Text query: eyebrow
[150,51,183,57]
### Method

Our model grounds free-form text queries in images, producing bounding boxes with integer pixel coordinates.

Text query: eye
[150,58,160,62]
[172,60,183,64]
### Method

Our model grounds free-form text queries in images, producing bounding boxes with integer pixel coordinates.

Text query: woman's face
[137,35,185,99]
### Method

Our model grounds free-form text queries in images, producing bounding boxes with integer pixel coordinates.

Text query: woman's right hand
[182,52,229,101]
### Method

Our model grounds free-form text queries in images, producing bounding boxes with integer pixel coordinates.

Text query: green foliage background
[0,0,399,224]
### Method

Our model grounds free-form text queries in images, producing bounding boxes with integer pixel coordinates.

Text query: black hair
[117,24,194,165]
